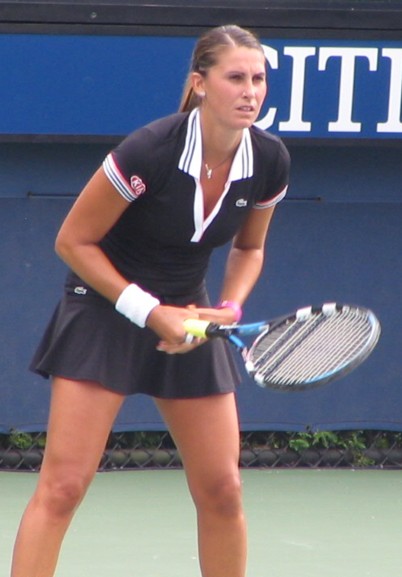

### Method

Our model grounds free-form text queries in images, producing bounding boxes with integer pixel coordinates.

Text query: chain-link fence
[2,430,402,471]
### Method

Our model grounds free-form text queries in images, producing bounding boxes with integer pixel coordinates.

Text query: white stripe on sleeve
[254,185,288,209]
[103,154,138,202]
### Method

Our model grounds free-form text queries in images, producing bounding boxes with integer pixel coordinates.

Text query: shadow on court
[1,469,401,576]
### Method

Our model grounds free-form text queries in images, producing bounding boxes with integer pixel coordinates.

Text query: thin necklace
[204,153,233,179]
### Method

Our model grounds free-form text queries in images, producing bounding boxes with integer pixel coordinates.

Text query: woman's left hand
[193,306,239,326]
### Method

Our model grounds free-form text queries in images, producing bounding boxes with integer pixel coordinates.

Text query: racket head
[245,303,381,391]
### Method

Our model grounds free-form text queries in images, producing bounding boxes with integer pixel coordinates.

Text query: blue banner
[257,40,402,139]
[0,34,401,139]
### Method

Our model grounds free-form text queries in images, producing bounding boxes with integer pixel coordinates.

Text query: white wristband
[115,284,160,328]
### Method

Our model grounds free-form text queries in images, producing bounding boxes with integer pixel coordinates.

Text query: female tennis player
[11,24,290,577]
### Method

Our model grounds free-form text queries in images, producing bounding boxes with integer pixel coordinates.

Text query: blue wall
[1,29,402,432]
[1,142,401,432]
[0,34,401,139]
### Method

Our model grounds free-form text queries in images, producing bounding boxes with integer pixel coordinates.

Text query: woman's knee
[35,471,92,518]
[192,471,243,518]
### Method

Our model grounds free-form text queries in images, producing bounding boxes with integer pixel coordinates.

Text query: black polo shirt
[100,108,290,298]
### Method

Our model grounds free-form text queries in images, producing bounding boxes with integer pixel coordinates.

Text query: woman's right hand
[146,305,203,354]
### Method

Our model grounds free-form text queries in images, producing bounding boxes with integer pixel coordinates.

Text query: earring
[199,91,206,98]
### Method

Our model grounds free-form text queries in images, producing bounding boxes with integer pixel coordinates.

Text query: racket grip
[183,318,211,338]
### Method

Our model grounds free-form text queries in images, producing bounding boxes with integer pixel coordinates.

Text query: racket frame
[244,304,381,390]
[184,303,381,392]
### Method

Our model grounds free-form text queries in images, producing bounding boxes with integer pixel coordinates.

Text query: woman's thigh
[39,377,125,486]
[155,394,241,496]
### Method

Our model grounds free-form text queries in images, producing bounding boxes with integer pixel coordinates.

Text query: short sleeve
[253,136,291,209]
[102,126,155,202]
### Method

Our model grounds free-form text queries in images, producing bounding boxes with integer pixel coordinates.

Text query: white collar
[178,108,254,181]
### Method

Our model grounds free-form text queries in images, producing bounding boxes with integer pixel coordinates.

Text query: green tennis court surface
[1,469,401,576]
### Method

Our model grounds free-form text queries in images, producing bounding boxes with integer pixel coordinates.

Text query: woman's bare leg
[155,393,246,577]
[11,377,125,577]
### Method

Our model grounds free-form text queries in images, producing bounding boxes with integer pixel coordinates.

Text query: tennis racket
[184,303,381,391]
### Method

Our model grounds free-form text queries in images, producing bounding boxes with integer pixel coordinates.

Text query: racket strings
[272,313,372,384]
[252,313,326,371]
[250,309,375,386]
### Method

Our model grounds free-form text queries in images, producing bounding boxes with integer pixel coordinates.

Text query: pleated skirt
[30,287,241,399]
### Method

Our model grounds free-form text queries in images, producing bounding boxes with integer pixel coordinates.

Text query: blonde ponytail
[179,76,201,113]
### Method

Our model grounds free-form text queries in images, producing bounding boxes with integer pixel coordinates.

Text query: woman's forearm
[219,246,265,306]
[55,238,129,304]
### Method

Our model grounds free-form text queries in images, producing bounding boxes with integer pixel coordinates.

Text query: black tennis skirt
[30,285,241,399]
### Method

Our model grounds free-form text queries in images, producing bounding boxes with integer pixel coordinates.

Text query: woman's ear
[191,72,206,99]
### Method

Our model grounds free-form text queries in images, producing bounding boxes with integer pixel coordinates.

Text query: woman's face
[194,45,267,131]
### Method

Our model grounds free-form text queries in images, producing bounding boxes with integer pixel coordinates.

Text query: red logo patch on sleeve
[130,175,146,197]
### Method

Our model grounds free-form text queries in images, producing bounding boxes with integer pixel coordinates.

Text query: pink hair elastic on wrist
[216,300,243,323]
